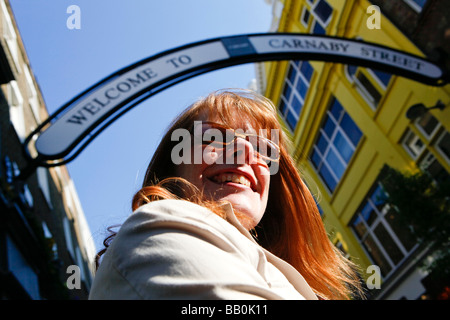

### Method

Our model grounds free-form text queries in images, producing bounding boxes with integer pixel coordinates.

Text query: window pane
[356,72,382,105]
[6,236,41,299]
[384,208,416,252]
[282,83,292,101]
[420,152,450,184]
[346,65,357,77]
[363,234,392,277]
[372,69,392,87]
[293,60,302,69]
[330,98,343,121]
[436,131,450,160]
[361,202,377,226]
[412,0,427,8]
[279,99,287,115]
[370,184,388,211]
[374,223,404,265]
[352,215,367,238]
[320,163,337,191]
[416,113,439,137]
[312,20,326,34]
[300,61,314,82]
[296,78,308,99]
[313,0,333,24]
[288,65,296,84]
[302,8,311,25]
[311,149,322,168]
[341,113,362,146]
[403,129,425,157]
[291,94,303,114]
[323,116,336,138]
[326,148,345,179]
[286,110,298,131]
[333,130,353,163]
[317,132,328,154]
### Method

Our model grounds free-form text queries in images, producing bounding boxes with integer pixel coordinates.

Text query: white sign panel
[35,42,229,157]
[248,34,443,79]
[30,33,446,162]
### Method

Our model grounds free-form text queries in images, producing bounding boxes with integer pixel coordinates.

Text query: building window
[76,247,87,283]
[419,151,450,185]
[312,0,333,26]
[403,0,427,13]
[20,183,34,209]
[350,182,417,278]
[401,113,450,166]
[63,217,75,259]
[356,72,382,105]
[6,235,41,299]
[310,97,362,192]
[6,81,27,142]
[37,167,53,209]
[416,112,440,139]
[279,60,314,131]
[401,128,426,159]
[303,0,333,34]
[312,20,326,35]
[346,65,392,109]
[42,221,58,260]
[300,7,311,28]
[435,130,450,162]
[23,65,41,123]
[1,0,21,72]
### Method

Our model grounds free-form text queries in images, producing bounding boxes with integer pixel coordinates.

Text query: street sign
[25,33,448,166]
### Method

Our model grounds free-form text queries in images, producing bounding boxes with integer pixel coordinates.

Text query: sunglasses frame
[192,121,280,163]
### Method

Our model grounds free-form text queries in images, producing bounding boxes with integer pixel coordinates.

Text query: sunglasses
[192,121,280,163]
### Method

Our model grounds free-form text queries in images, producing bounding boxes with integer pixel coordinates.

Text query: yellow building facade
[261,0,450,299]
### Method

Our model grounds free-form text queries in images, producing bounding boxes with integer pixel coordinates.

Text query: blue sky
[10,0,273,251]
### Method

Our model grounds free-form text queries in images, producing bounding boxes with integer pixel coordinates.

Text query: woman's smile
[175,118,271,229]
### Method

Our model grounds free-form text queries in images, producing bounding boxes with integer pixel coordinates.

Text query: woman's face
[175,114,272,229]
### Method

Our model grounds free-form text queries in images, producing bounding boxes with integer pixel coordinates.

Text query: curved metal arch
[22,33,448,170]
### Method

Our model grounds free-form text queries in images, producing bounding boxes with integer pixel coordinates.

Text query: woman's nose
[224,137,256,165]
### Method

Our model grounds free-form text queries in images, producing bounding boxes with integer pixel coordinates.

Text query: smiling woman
[89,89,363,300]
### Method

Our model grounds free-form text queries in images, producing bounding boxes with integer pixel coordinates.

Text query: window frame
[403,0,427,13]
[401,128,426,159]
[311,0,333,28]
[7,81,27,142]
[345,65,392,110]
[279,61,314,132]
[414,112,441,140]
[300,6,311,28]
[310,97,362,193]
[435,130,450,163]
[350,182,419,279]
[1,0,21,72]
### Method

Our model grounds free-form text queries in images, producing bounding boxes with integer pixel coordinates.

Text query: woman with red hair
[90,89,362,300]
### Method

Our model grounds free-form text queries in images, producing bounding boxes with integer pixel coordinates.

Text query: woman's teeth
[211,173,251,188]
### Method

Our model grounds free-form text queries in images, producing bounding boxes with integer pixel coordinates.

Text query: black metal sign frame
[23,33,448,170]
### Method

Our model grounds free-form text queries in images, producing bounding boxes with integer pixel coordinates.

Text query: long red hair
[99,89,363,299]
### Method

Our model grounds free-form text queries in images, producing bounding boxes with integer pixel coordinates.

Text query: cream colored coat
[89,199,318,300]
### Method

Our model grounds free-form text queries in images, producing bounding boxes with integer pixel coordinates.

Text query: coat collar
[219,202,258,243]
[219,201,319,300]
